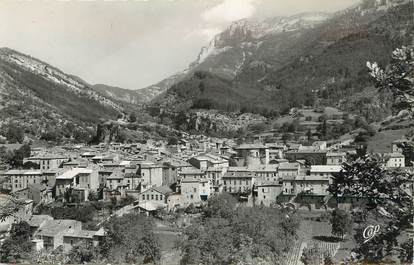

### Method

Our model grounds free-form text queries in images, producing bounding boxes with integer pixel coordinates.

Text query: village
[0,125,412,263]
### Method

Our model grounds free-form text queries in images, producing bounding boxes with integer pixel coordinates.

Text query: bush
[51,206,95,223]
[0,222,32,263]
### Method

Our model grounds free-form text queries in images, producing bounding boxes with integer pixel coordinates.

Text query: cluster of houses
[0,136,412,252]
[1,137,411,210]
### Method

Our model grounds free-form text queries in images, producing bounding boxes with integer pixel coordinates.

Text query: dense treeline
[179,193,301,264]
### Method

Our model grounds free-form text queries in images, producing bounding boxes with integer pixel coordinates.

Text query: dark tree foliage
[69,241,99,263]
[203,193,238,219]
[367,46,414,113]
[5,122,24,143]
[2,144,31,168]
[50,205,95,223]
[100,214,161,264]
[180,194,300,264]
[328,156,413,263]
[23,161,40,169]
[330,208,353,239]
[0,222,32,263]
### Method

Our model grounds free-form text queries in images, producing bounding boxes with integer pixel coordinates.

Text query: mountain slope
[138,12,330,103]
[152,1,413,121]
[93,83,143,104]
[0,48,123,142]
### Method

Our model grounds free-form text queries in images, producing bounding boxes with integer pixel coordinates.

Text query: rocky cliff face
[151,0,413,122]
[136,13,330,102]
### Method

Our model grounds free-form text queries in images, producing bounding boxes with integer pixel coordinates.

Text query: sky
[0,0,359,90]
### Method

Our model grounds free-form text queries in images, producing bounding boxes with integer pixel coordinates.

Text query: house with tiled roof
[35,219,82,250]
[222,167,255,194]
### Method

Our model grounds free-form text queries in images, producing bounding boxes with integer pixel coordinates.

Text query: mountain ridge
[0,47,124,142]
[150,0,413,123]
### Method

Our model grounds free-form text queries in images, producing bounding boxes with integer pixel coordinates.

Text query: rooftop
[310,165,343,173]
[152,185,173,195]
[36,219,80,237]
[235,143,267,150]
[278,163,299,170]
[180,169,204,175]
[56,168,93,180]
[27,214,54,228]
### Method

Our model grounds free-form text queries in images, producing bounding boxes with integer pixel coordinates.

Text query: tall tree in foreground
[367,46,414,113]
[100,214,160,264]
[180,193,300,265]
[328,156,413,263]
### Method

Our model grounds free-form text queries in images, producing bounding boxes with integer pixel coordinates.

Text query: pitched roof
[63,229,96,239]
[27,215,53,228]
[152,185,173,195]
[36,219,80,237]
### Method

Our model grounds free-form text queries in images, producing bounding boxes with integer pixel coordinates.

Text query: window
[193,188,197,192]
[151,194,154,200]
[239,180,242,185]
[234,180,236,185]
[160,195,163,201]
[190,195,193,199]
[146,194,150,200]
[142,195,145,200]
[156,195,159,200]
[224,181,226,185]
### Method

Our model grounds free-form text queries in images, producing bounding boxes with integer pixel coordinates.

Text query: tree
[203,193,237,219]
[0,195,27,222]
[4,144,31,168]
[50,205,95,223]
[367,46,414,113]
[398,239,413,264]
[88,191,99,201]
[69,241,98,263]
[23,161,40,169]
[330,208,352,239]
[101,214,160,263]
[301,245,334,265]
[180,195,300,265]
[301,245,322,265]
[306,129,312,142]
[5,123,24,143]
[167,136,179,146]
[128,113,137,123]
[0,222,32,263]
[328,156,413,262]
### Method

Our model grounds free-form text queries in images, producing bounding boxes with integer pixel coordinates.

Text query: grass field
[366,128,410,153]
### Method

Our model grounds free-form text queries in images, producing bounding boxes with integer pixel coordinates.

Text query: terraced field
[283,219,342,265]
